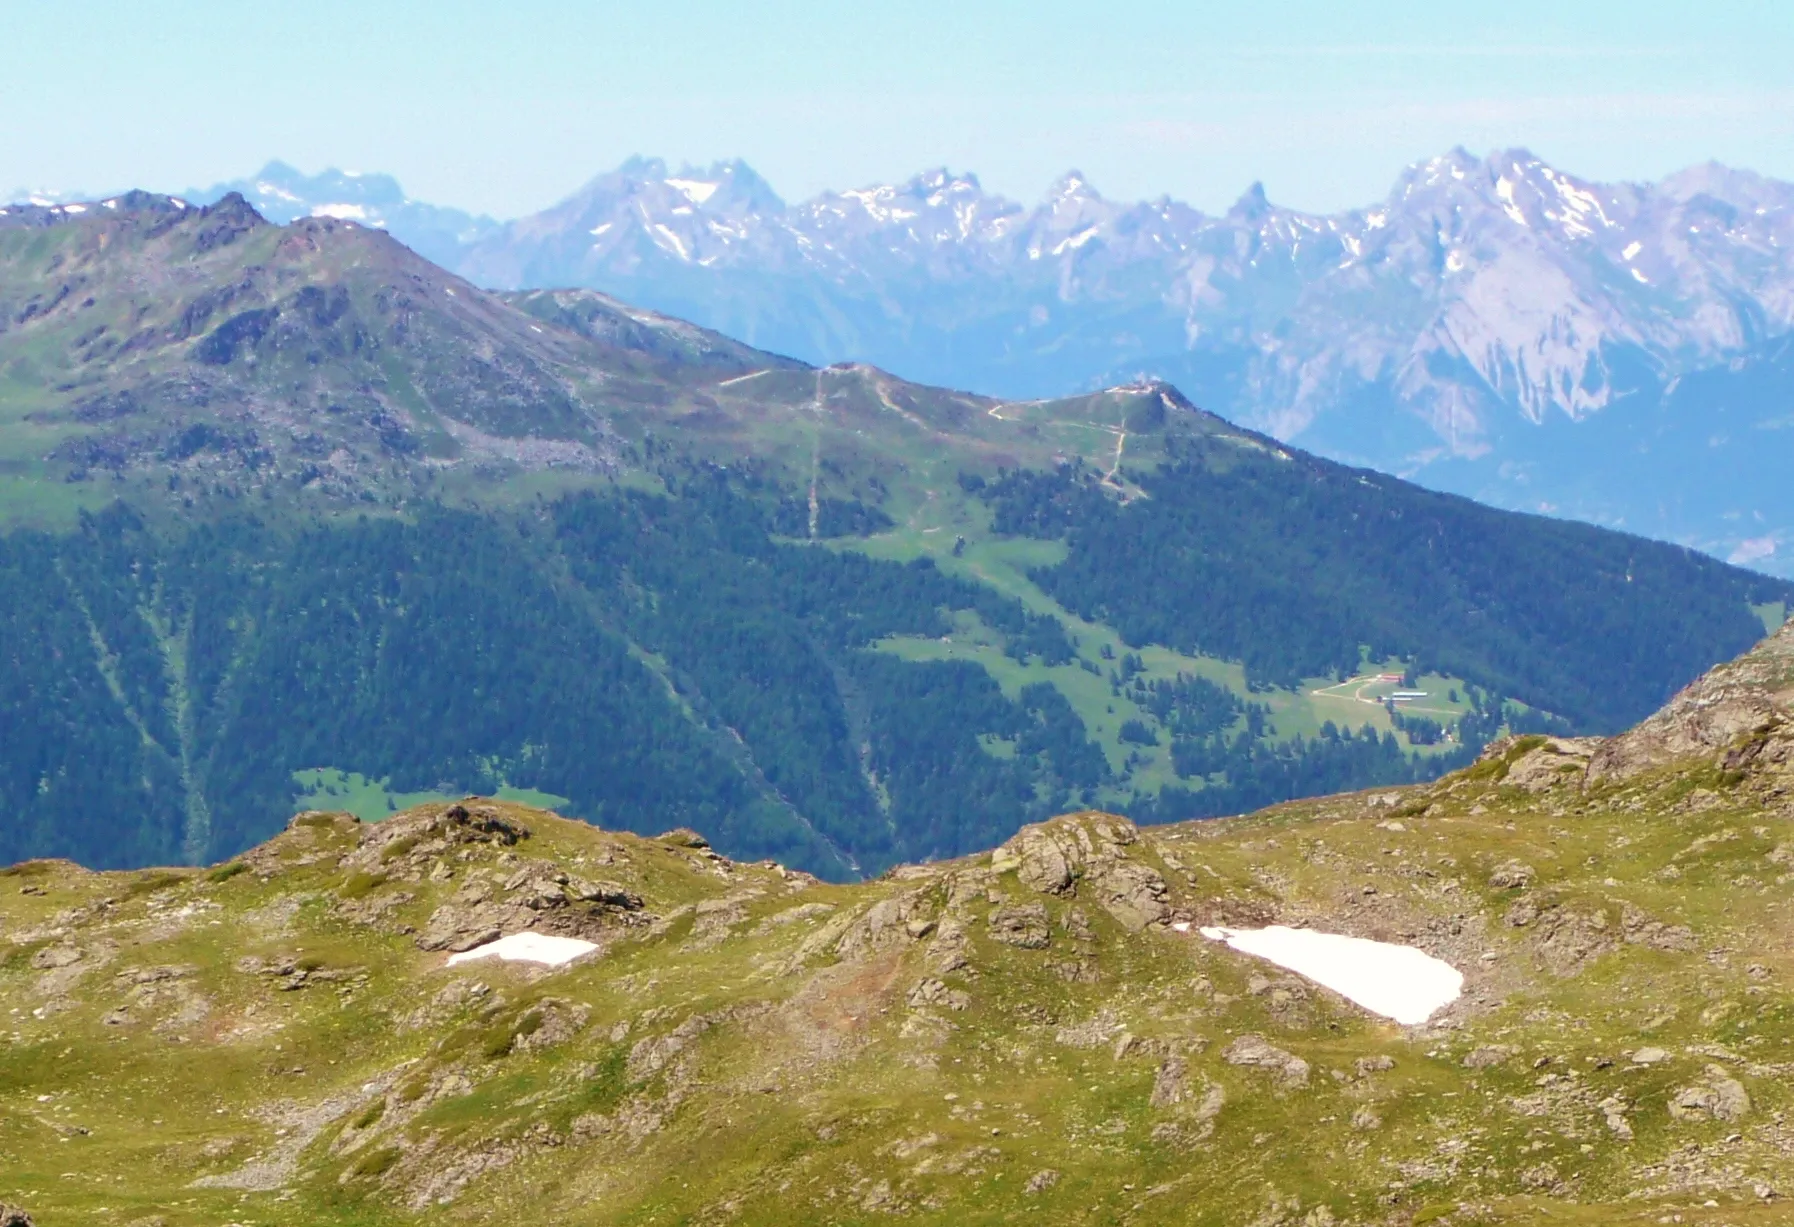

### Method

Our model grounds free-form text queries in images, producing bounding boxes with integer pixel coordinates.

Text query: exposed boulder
[1487,860,1535,890]
[1503,738,1599,792]
[0,1204,33,1227]
[1223,1034,1309,1087]
[1668,1065,1751,1123]
[415,855,648,953]
[1150,1055,1188,1107]
[990,813,1169,930]
[907,978,971,1011]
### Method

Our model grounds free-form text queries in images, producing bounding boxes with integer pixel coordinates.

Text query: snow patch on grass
[1199,925,1462,1025]
[446,931,598,968]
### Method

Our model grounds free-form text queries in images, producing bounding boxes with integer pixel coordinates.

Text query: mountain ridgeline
[0,192,1788,878]
[194,149,1794,576]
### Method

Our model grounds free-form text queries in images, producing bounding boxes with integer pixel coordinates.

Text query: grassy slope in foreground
[5,623,1794,1225]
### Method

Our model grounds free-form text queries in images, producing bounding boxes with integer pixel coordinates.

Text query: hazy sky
[5,1,1792,217]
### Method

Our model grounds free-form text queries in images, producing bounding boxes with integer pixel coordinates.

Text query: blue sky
[4,1,1792,216]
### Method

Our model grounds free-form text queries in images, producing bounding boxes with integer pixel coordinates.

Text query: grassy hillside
[4,622,1794,1225]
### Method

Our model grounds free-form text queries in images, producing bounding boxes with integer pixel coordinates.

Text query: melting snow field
[445,931,598,969]
[1198,925,1463,1025]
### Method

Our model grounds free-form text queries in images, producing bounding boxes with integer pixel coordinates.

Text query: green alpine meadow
[3,620,1794,1225]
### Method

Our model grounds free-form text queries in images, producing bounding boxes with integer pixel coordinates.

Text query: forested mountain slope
[0,193,1787,877]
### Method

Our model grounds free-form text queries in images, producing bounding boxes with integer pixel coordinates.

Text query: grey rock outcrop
[990,813,1170,931]
[1223,1034,1310,1087]
[1589,620,1794,785]
[1668,1065,1751,1123]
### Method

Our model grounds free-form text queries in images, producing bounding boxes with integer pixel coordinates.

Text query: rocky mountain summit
[187,148,1794,573]
[5,623,1794,1224]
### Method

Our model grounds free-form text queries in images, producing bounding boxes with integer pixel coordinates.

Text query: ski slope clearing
[1199,924,1463,1025]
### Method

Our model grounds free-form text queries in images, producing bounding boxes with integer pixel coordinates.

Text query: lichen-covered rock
[1589,620,1794,784]
[1223,1034,1310,1087]
[1668,1065,1751,1122]
[1487,860,1535,890]
[986,902,1051,949]
[1503,738,1598,792]
[990,813,1169,930]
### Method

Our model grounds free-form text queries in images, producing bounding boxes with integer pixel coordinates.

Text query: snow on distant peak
[1051,171,1099,200]
[311,203,370,221]
[1494,176,1528,227]
[665,178,719,205]
[255,179,303,205]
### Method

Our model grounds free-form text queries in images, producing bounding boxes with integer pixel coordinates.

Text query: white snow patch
[1199,925,1462,1025]
[1621,240,1643,261]
[651,223,691,261]
[1494,177,1528,227]
[589,222,613,237]
[102,198,119,210]
[170,198,187,209]
[445,931,598,969]
[664,178,718,205]
[311,203,368,221]
[1050,226,1101,255]
[61,203,87,214]
[1631,268,1650,284]
[1445,250,1466,273]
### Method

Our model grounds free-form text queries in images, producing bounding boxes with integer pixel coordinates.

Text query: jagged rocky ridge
[5,622,1794,1223]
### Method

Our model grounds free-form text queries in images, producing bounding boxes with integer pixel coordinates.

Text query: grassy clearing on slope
[841,489,1476,809]
[290,768,571,822]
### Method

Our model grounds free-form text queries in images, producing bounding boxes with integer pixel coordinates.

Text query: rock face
[337,802,650,952]
[0,1205,33,1227]
[1589,620,1794,785]
[990,814,1169,931]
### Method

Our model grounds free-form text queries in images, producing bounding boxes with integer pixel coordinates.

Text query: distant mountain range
[193,161,501,268]
[184,151,1794,576]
